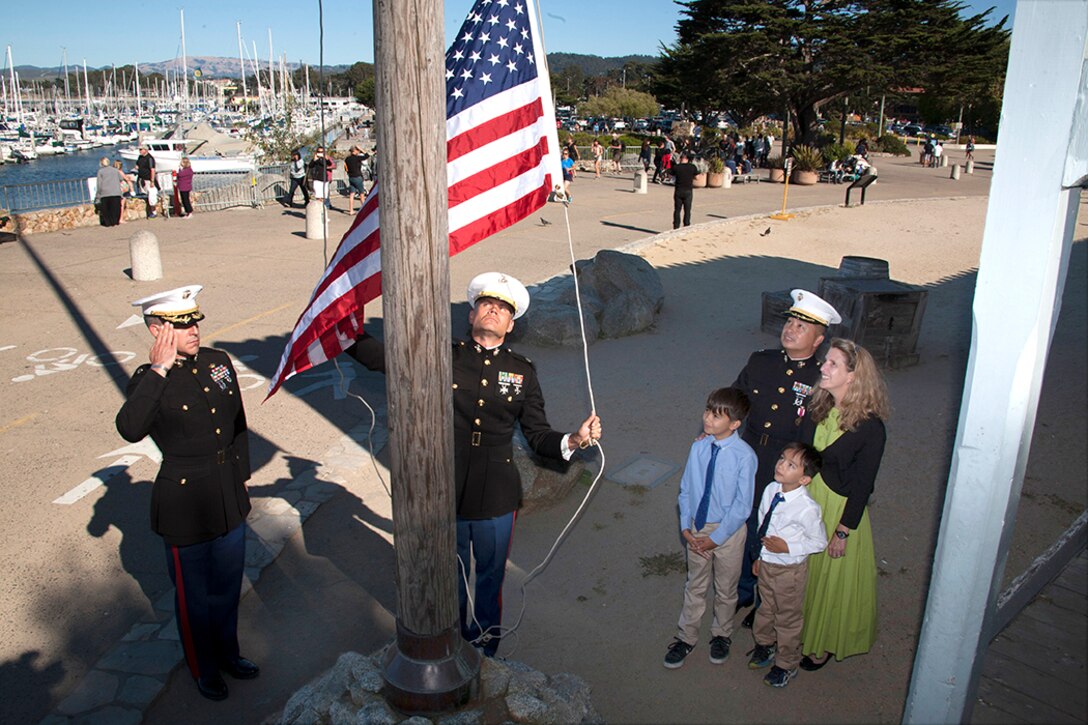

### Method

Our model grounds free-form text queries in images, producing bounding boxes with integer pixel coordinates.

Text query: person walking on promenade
[286,150,310,207]
[115,285,259,701]
[176,157,195,219]
[95,157,125,227]
[308,146,334,210]
[732,290,841,625]
[671,151,697,229]
[591,138,604,178]
[564,135,580,175]
[345,146,369,214]
[652,139,666,183]
[663,387,756,669]
[639,139,653,173]
[135,145,158,218]
[345,273,602,657]
[609,132,624,174]
[798,339,890,671]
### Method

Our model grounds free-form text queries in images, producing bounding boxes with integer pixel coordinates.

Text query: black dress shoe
[197,674,229,701]
[800,654,831,671]
[221,657,260,680]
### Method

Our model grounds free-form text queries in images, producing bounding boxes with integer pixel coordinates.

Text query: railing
[0,165,292,217]
[0,177,93,213]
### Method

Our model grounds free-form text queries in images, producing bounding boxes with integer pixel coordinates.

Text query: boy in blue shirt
[664,387,757,668]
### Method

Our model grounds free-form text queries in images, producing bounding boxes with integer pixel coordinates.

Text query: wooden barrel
[838,256,889,279]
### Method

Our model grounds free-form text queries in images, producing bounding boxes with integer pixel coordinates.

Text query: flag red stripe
[448,180,550,255]
[448,138,548,207]
[447,98,544,162]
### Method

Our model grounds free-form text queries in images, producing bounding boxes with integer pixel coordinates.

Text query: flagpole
[374,0,480,713]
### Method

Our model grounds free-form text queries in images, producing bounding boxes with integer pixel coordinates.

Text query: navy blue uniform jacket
[116,348,251,546]
[348,333,566,519]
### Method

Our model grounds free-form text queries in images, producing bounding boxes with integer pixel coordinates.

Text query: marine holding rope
[346,272,602,656]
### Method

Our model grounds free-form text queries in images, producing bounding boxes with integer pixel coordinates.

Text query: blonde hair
[100,157,111,167]
[809,338,890,430]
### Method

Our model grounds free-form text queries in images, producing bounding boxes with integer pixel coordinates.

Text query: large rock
[576,249,664,314]
[519,303,599,348]
[599,290,657,339]
[277,647,601,724]
[513,432,586,515]
[519,250,662,347]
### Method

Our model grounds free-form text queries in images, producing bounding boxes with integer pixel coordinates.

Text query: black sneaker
[708,636,731,664]
[663,638,695,669]
[748,643,776,669]
[764,665,797,688]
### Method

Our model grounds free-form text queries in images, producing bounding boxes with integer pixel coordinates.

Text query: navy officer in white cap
[115,285,258,701]
[732,289,841,624]
[347,272,602,657]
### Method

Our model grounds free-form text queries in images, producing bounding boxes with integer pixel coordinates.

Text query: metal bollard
[966,159,975,174]
[129,229,163,281]
[634,170,648,194]
[305,199,328,240]
[950,164,961,180]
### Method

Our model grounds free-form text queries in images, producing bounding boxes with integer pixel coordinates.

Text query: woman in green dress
[799,338,890,669]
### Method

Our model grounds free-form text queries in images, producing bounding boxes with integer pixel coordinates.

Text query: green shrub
[822,141,855,164]
[707,156,725,173]
[790,144,823,172]
[766,154,786,169]
[876,133,911,156]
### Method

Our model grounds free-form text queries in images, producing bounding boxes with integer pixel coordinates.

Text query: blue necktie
[756,492,786,541]
[693,443,720,531]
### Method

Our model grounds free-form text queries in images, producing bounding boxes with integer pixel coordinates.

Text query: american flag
[267,0,561,398]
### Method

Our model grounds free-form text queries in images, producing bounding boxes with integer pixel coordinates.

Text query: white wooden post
[903,1,1087,722]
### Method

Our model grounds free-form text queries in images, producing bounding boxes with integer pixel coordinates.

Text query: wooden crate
[818,278,928,368]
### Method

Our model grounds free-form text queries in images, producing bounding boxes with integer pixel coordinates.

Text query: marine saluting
[115,285,259,702]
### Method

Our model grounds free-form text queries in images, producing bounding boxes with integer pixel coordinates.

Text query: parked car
[902,124,924,137]
[928,124,954,138]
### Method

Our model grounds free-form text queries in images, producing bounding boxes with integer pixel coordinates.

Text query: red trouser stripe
[171,545,201,679]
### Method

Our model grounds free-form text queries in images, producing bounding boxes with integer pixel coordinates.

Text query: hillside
[13,53,656,81]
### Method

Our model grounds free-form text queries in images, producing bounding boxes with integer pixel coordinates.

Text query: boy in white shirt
[747,442,828,687]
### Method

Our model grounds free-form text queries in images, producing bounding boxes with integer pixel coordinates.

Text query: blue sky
[5,0,1017,70]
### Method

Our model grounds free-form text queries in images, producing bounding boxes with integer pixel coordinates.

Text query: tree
[578,87,660,120]
[657,0,1009,145]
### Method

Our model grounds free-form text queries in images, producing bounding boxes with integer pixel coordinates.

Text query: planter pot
[791,169,818,185]
[769,168,786,183]
[693,173,707,188]
[706,171,725,188]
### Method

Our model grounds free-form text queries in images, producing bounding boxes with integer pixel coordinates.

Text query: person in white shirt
[746,442,828,687]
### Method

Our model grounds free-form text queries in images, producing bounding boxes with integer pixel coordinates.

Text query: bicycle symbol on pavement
[11,347,137,383]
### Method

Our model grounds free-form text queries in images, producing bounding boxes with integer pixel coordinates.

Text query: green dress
[801,408,878,659]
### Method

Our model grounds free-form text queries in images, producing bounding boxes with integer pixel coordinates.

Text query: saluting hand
[149,322,177,375]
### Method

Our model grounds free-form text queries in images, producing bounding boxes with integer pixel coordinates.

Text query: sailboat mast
[7,46,21,125]
[62,48,71,111]
[268,28,275,112]
[83,59,91,116]
[180,9,189,112]
[237,21,248,104]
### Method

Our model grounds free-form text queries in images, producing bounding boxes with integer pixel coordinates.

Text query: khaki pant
[753,559,808,670]
[676,523,746,644]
